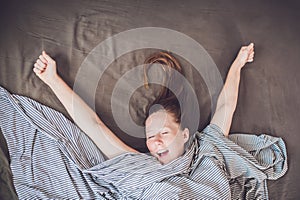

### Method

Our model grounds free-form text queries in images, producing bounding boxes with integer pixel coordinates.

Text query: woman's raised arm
[33,51,138,159]
[211,43,255,137]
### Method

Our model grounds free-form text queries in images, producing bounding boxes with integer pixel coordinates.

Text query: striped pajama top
[0,86,288,199]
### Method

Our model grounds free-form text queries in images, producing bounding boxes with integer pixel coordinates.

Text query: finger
[34,63,46,71]
[33,67,43,74]
[247,43,254,51]
[36,59,46,68]
[39,55,47,64]
[42,51,54,62]
[247,57,254,62]
[248,55,254,61]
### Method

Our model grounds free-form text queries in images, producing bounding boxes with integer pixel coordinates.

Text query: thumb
[42,51,54,62]
[247,43,254,49]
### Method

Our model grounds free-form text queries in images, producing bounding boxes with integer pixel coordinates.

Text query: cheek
[164,134,179,146]
[169,134,185,148]
[146,140,155,152]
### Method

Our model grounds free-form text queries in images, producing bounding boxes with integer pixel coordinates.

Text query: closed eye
[147,135,154,140]
[162,132,168,135]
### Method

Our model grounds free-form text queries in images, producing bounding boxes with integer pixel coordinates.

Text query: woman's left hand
[235,43,255,67]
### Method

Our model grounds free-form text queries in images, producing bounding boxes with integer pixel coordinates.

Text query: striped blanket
[0,86,287,199]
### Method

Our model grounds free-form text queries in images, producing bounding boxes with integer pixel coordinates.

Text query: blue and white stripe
[0,86,287,199]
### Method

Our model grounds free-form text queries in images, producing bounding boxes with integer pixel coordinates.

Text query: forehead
[145,111,178,134]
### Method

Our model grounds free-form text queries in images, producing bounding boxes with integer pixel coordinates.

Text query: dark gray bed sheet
[0,0,299,199]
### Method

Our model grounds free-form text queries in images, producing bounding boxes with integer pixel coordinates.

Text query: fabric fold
[0,86,288,199]
[197,124,288,199]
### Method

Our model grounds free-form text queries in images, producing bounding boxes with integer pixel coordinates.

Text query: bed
[0,0,299,199]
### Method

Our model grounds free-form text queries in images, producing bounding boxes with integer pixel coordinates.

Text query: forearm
[220,60,243,111]
[48,75,97,128]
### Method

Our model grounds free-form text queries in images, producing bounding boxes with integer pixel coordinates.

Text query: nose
[153,134,163,145]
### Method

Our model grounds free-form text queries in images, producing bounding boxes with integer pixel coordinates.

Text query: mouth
[156,149,169,157]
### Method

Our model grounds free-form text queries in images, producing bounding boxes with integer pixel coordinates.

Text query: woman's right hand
[33,51,58,86]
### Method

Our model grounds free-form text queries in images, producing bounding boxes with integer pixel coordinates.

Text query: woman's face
[145,111,189,165]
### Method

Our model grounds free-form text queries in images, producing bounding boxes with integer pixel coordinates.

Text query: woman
[0,43,286,199]
[33,44,254,163]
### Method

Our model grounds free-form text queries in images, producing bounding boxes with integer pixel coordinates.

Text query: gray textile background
[0,0,299,199]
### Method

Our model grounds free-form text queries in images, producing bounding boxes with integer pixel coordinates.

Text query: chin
[158,158,171,165]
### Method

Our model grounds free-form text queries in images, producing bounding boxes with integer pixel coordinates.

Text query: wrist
[47,74,61,89]
[232,59,244,70]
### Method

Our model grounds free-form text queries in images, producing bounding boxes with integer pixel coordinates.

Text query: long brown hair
[144,51,184,101]
[143,51,185,129]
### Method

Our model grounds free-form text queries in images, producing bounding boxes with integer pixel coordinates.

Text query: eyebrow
[145,130,157,136]
[146,127,171,136]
